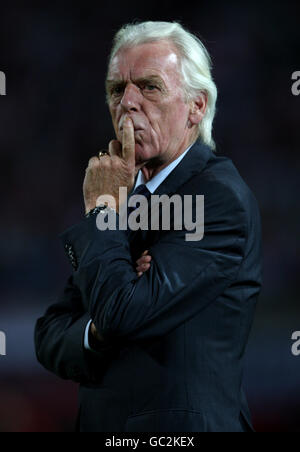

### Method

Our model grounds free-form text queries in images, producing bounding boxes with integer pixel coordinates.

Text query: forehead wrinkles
[108,45,182,87]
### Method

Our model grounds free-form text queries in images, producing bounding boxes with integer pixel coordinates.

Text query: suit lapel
[152,139,213,197]
[127,140,214,257]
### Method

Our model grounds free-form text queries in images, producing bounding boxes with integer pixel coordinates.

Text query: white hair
[107,21,218,150]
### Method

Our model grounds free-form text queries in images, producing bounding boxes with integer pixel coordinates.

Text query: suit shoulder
[187,154,259,213]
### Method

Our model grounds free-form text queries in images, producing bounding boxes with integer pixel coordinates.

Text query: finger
[122,116,135,164]
[88,156,100,167]
[136,263,151,273]
[136,260,151,269]
[136,250,151,265]
[109,140,122,157]
[136,255,152,266]
[137,272,143,277]
[136,256,151,266]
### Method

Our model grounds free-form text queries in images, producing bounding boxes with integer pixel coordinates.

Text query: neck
[135,137,196,182]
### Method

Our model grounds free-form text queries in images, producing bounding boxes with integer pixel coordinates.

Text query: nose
[120,83,142,113]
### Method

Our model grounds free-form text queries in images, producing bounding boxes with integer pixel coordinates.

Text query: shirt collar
[133,143,194,194]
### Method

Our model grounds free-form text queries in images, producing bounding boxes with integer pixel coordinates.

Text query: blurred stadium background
[0,0,299,432]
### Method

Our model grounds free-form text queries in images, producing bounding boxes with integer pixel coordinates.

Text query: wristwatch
[85,203,116,218]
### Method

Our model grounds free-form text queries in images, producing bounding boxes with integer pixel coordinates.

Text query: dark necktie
[128,184,151,216]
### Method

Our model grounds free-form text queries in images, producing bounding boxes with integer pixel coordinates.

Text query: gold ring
[99,150,109,158]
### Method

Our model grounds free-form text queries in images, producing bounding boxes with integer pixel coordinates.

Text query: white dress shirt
[133,144,193,193]
[84,142,194,351]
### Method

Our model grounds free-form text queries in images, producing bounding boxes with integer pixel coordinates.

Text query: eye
[110,85,124,96]
[144,84,157,91]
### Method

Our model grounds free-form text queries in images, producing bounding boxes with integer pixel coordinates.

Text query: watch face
[86,205,106,218]
[87,204,118,218]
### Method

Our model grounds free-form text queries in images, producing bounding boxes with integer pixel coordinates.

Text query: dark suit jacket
[34,140,263,432]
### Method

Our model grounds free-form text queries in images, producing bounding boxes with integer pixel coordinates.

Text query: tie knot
[130,184,151,199]
[127,184,151,217]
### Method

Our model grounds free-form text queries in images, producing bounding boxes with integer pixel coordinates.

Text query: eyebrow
[106,75,167,94]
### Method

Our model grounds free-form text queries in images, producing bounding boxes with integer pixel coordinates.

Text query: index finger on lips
[122,115,135,164]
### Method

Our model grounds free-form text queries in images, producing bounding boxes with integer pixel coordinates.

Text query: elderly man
[35,21,262,432]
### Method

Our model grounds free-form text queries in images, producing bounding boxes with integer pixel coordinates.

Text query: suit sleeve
[34,276,118,383]
[60,179,248,345]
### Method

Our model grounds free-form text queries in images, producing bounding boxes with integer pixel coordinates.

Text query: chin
[134,142,146,163]
[134,142,157,164]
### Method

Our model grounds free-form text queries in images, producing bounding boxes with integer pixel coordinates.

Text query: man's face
[106,40,194,165]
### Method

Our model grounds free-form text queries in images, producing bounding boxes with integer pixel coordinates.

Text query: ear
[188,91,208,127]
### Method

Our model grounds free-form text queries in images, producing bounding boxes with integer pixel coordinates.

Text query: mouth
[119,116,144,134]
[119,128,144,147]
[119,126,143,133]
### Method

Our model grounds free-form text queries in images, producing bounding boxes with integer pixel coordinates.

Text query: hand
[83,115,136,214]
[136,250,152,277]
